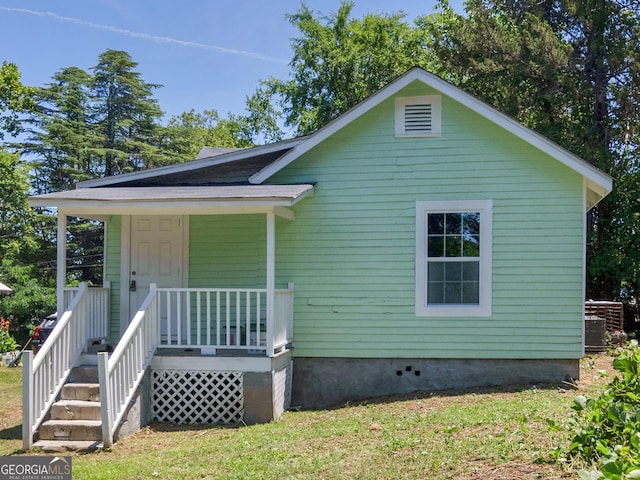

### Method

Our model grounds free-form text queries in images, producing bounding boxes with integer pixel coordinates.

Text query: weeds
[554,342,640,479]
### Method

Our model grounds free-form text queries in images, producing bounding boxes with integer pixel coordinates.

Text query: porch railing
[156,285,294,356]
[99,284,159,448]
[98,284,294,447]
[22,282,111,450]
[64,281,110,340]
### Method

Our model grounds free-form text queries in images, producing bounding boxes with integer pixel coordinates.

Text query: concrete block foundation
[291,357,580,409]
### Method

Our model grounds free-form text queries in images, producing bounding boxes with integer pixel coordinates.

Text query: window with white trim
[395,95,441,137]
[416,200,492,317]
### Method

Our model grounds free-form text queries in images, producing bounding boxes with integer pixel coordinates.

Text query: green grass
[0,355,614,479]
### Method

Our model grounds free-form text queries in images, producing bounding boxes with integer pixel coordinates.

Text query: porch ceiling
[28,185,314,219]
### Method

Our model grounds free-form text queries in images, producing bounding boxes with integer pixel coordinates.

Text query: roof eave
[78,137,307,189]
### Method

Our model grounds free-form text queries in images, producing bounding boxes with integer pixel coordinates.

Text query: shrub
[0,317,18,354]
[555,342,640,479]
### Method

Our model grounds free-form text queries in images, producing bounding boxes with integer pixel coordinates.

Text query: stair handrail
[22,282,90,450]
[99,284,159,447]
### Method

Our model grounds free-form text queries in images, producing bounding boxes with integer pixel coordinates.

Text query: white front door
[128,216,185,322]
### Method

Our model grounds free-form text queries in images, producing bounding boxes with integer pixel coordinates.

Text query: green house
[25,68,611,449]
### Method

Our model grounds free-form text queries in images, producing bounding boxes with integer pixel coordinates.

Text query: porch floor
[154,347,269,357]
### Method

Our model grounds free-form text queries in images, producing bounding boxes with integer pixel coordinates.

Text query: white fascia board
[43,202,296,219]
[78,138,305,188]
[249,68,613,204]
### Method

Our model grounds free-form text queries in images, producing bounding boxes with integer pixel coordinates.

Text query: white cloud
[0,7,288,65]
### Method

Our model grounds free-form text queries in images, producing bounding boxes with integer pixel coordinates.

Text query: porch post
[57,212,67,317]
[266,210,275,356]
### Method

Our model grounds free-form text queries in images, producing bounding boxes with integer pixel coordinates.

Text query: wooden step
[51,400,102,421]
[38,420,102,441]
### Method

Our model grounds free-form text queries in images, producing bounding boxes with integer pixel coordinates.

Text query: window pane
[427,281,444,304]
[428,235,444,257]
[462,262,479,281]
[462,282,480,304]
[462,213,480,236]
[427,261,480,305]
[444,282,462,304]
[428,213,444,234]
[428,262,444,282]
[462,236,480,256]
[444,262,462,281]
[445,213,462,234]
[445,236,462,257]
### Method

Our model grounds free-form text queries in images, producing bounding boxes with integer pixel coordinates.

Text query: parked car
[32,313,57,354]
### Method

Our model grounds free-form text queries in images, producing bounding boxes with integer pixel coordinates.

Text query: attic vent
[395,95,441,137]
[404,104,432,133]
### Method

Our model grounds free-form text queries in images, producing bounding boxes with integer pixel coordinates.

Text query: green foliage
[0,150,35,259]
[418,0,640,303]
[0,318,18,353]
[556,343,640,479]
[28,66,96,192]
[246,1,433,137]
[160,109,253,162]
[0,61,36,139]
[91,49,168,175]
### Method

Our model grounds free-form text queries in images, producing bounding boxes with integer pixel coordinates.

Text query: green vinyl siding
[270,80,585,360]
[105,216,122,343]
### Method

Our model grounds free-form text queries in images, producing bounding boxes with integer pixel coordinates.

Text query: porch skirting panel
[291,357,580,409]
[148,351,293,425]
[151,370,243,424]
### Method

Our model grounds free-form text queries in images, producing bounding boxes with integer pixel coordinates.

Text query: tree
[28,66,95,194]
[91,49,169,175]
[159,109,253,162]
[0,61,36,140]
[246,1,433,138]
[419,0,640,302]
[0,150,55,326]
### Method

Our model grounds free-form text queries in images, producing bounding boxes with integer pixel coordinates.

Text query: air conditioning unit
[585,316,606,352]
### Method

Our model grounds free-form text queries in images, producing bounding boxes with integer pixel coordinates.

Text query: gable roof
[248,67,612,210]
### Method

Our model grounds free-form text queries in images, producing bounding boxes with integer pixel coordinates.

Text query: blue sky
[0,1,461,123]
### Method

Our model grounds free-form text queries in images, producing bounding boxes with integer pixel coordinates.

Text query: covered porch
[24,184,313,449]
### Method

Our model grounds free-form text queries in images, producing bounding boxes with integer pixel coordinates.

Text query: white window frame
[395,95,442,137]
[415,200,492,317]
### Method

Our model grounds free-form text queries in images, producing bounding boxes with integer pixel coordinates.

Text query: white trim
[181,215,190,288]
[249,68,611,208]
[582,180,587,356]
[28,185,314,220]
[415,199,493,317]
[266,210,275,355]
[56,213,67,317]
[119,215,131,337]
[102,217,108,283]
[395,95,441,137]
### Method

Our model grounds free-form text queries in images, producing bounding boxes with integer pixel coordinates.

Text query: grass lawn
[0,354,614,479]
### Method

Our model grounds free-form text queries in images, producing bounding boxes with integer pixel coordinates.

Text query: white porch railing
[156,285,294,355]
[64,281,110,340]
[98,284,294,446]
[98,284,159,448]
[22,282,111,450]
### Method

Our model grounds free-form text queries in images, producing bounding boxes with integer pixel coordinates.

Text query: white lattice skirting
[151,370,243,424]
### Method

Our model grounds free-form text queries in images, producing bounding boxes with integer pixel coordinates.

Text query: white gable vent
[395,95,441,137]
